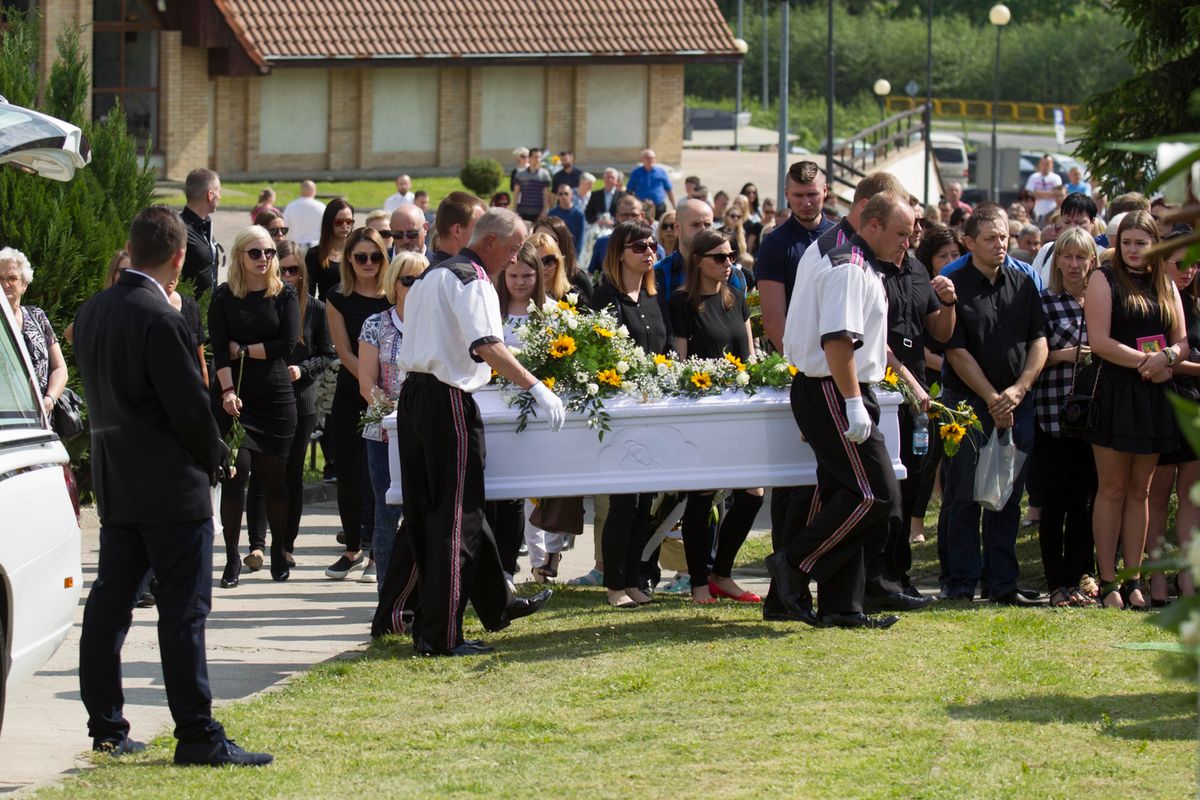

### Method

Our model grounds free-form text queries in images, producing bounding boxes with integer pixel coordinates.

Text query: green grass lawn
[42,585,1195,798]
[157,177,472,212]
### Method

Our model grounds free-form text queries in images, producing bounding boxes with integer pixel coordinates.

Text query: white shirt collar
[124,269,171,302]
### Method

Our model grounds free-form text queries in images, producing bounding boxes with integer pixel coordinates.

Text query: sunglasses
[334,218,355,227]
[246,247,277,261]
[280,266,301,276]
[703,251,734,263]
[352,252,385,265]
[660,223,676,231]
[540,254,558,268]
[392,229,421,240]
[626,240,655,254]
[268,226,289,236]
[375,229,394,238]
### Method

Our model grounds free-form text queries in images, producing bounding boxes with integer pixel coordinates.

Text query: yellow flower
[788,365,798,377]
[541,377,556,390]
[939,422,966,444]
[883,367,900,387]
[558,299,575,312]
[597,368,622,388]
[690,372,713,390]
[653,353,672,366]
[592,325,614,338]
[490,369,499,380]
[549,334,577,359]
[724,352,747,372]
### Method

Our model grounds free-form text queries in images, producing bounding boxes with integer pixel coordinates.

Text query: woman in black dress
[324,227,391,581]
[1083,211,1187,609]
[211,226,300,586]
[306,198,355,301]
[590,221,668,609]
[668,228,764,605]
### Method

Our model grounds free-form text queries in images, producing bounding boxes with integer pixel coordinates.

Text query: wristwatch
[1164,347,1178,367]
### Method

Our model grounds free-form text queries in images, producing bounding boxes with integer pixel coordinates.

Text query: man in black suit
[74,205,272,767]
[584,167,626,224]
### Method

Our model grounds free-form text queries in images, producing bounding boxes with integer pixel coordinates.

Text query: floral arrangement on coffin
[497,294,797,439]
[874,367,982,456]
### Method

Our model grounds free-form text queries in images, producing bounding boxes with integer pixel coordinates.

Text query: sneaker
[360,560,377,583]
[566,568,604,586]
[325,553,364,580]
[659,574,692,595]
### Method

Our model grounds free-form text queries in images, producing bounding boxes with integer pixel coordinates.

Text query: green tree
[1075,0,1200,193]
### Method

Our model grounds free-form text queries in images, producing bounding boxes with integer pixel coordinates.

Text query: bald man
[284,180,326,248]
[390,203,428,257]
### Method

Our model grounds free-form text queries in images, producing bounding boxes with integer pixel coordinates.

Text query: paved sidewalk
[0,494,772,794]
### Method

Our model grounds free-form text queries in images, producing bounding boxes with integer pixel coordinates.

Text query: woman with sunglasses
[527,232,570,301]
[245,240,336,574]
[254,209,290,244]
[657,210,678,256]
[325,227,392,581]
[306,198,355,301]
[667,228,764,604]
[210,226,300,587]
[590,221,668,609]
[533,216,592,303]
[364,209,395,254]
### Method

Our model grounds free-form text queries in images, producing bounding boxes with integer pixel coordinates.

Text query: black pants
[881,409,922,586]
[681,490,763,587]
[247,412,316,553]
[219,446,289,569]
[781,376,897,615]
[331,386,374,553]
[485,499,525,576]
[80,517,225,746]
[1034,427,1097,589]
[394,374,501,651]
[602,493,655,591]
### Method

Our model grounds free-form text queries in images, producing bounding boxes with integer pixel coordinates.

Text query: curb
[303,482,337,505]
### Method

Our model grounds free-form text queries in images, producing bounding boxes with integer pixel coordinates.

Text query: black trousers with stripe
[393,373,507,652]
[782,375,898,614]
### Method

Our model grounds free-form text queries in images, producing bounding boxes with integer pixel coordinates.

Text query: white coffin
[385,388,906,503]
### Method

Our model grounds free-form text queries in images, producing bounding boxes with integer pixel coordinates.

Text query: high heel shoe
[1122,578,1150,611]
[1100,580,1123,609]
[220,561,241,589]
[270,543,289,582]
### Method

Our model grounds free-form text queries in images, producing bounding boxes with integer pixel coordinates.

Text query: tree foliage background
[0,10,157,475]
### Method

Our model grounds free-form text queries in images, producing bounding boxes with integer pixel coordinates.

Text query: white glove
[842,396,872,444]
[529,382,566,432]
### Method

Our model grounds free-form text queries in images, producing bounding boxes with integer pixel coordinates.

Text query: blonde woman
[364,208,395,254]
[527,231,570,300]
[210,225,300,586]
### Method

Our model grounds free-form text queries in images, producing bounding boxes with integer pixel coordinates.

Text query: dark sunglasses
[626,240,655,254]
[660,223,676,231]
[393,229,421,240]
[268,226,289,236]
[540,254,558,268]
[375,229,395,238]
[246,247,276,261]
[352,252,385,265]
[280,266,301,276]
[334,218,355,227]
[703,251,734,263]
[398,275,418,288]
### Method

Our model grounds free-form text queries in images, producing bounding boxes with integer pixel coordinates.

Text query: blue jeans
[938,393,1034,599]
[366,438,403,588]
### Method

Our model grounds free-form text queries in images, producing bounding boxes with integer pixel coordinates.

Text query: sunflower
[690,372,713,390]
[592,325,614,338]
[653,353,672,366]
[549,334,577,358]
[883,367,900,387]
[724,352,747,372]
[939,422,966,444]
[788,365,798,377]
[541,377,556,390]
[597,368,622,388]
[558,299,575,312]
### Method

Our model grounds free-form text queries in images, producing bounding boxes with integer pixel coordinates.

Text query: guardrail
[885,96,1083,125]
[828,104,928,192]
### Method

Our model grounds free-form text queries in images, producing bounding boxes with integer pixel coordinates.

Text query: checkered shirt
[1035,289,1087,437]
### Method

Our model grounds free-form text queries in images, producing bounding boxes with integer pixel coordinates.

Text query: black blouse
[327,289,391,394]
[305,247,342,302]
[667,288,751,360]
[590,277,668,356]
[292,296,337,417]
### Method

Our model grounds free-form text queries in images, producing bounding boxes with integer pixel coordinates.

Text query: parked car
[931,132,970,189]
[0,96,86,733]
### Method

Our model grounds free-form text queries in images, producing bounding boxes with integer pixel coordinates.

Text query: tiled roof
[212,0,741,65]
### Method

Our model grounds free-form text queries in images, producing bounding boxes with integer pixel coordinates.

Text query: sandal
[1078,574,1100,599]
[1067,587,1097,607]
[1100,580,1124,610]
[1048,587,1071,608]
[532,551,562,583]
[1121,578,1150,612]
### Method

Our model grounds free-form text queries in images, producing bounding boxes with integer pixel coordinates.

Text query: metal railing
[828,104,928,192]
[885,95,1083,124]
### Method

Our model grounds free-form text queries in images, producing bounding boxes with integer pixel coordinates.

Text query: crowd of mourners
[4,148,1196,629]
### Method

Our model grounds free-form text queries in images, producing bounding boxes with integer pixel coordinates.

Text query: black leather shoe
[992,590,1040,606]
[820,611,900,629]
[864,591,936,613]
[174,738,273,767]
[763,605,824,627]
[219,561,241,589]
[93,737,146,756]
[1016,587,1041,601]
[414,638,495,657]
[764,553,811,618]
[504,588,553,622]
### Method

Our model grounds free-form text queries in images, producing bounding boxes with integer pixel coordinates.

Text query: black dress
[589,277,667,355]
[1160,293,1200,464]
[667,288,751,360]
[306,247,342,302]
[209,284,300,457]
[1084,267,1180,454]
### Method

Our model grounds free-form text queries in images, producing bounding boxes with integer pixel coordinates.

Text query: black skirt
[1081,363,1179,455]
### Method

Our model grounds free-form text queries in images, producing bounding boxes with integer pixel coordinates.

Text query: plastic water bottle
[912,412,930,456]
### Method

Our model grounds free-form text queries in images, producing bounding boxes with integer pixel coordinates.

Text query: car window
[0,314,42,430]
[933,147,964,163]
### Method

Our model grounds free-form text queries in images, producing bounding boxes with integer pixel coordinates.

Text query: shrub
[459,157,504,198]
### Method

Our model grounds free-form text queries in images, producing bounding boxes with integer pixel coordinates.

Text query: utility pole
[825,0,834,190]
[776,0,790,208]
[735,0,744,150]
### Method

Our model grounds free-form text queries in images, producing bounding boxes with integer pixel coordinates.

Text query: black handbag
[51,387,85,440]
[1060,339,1102,436]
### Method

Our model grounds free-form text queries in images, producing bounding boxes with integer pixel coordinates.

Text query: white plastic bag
[974,427,1024,511]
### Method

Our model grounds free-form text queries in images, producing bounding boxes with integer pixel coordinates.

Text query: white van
[930,132,970,189]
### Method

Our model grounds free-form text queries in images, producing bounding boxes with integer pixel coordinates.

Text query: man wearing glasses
[389,204,428,259]
[548,184,585,257]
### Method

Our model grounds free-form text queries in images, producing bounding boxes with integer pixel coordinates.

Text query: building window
[481,67,544,152]
[258,69,329,156]
[0,0,36,31]
[93,0,160,150]
[586,66,647,150]
[371,68,437,154]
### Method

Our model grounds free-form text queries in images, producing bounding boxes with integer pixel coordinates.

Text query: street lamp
[873,79,891,124]
[988,3,1011,202]
[734,35,748,150]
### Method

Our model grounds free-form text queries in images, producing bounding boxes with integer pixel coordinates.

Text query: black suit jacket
[585,188,626,224]
[74,271,224,524]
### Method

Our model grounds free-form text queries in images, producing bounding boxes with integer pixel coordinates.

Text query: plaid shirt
[1035,289,1087,436]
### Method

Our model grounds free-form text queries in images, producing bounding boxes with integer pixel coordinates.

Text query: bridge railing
[885,95,1084,124]
[828,104,928,192]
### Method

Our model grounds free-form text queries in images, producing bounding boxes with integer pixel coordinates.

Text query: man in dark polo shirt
[179,168,221,298]
[939,206,1047,605]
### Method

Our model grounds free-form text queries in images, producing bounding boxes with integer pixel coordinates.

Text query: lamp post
[762,0,769,109]
[825,0,834,190]
[924,0,933,205]
[988,3,1010,202]
[873,79,891,124]
[776,0,790,209]
[734,0,744,151]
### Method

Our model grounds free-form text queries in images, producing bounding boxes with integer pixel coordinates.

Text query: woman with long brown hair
[306,197,355,301]
[1083,210,1187,609]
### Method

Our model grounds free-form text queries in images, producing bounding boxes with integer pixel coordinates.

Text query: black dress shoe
[864,591,936,613]
[414,638,495,657]
[901,582,924,599]
[219,561,241,589]
[93,737,146,756]
[820,611,900,629]
[992,590,1040,606]
[270,565,290,582]
[764,553,811,618]
[1016,587,1041,601]
[763,606,824,627]
[504,588,553,622]
[174,738,273,767]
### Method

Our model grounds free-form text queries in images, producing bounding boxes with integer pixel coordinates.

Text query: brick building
[7,0,741,180]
